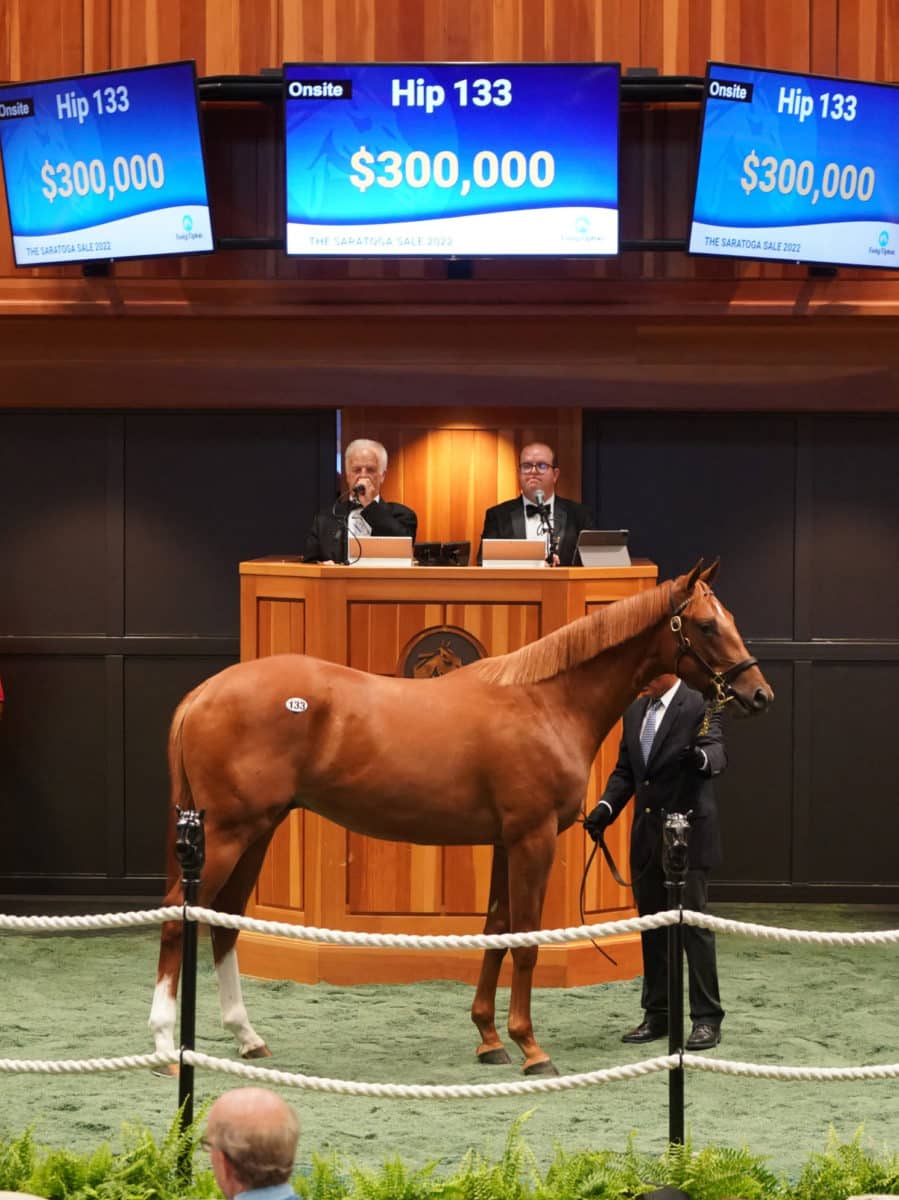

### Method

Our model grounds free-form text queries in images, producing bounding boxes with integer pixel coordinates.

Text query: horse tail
[163,681,208,859]
[168,690,197,814]
[163,684,208,882]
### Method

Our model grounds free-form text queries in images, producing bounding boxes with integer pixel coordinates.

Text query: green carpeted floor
[1,903,897,1179]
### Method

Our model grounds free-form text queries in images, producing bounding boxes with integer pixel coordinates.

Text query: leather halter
[669,586,758,707]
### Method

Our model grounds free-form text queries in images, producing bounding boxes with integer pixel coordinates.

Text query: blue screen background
[284,63,619,225]
[0,61,210,236]
[692,63,899,229]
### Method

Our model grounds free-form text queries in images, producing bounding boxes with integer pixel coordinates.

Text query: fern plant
[346,1156,441,1200]
[440,1109,541,1200]
[788,1126,899,1200]
[0,1127,41,1192]
[295,1150,353,1200]
[660,1137,780,1200]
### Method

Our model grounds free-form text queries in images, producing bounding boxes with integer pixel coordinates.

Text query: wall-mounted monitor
[689,62,899,270]
[0,60,213,267]
[283,61,620,257]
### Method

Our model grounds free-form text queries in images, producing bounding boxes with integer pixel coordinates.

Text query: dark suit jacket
[598,682,726,871]
[303,498,417,563]
[477,495,596,566]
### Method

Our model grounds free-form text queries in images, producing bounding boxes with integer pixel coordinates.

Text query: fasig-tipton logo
[707,78,754,103]
[0,97,35,120]
[396,625,487,679]
[287,78,353,100]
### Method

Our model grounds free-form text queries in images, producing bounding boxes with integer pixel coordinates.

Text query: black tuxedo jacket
[477,495,596,566]
[598,682,727,871]
[303,498,417,563]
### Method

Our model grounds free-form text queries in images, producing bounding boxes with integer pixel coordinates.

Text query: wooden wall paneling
[0,0,88,282]
[442,844,493,914]
[255,809,305,911]
[810,0,839,75]
[347,601,444,673]
[444,601,541,656]
[202,100,281,277]
[640,0,814,77]
[256,598,306,656]
[0,0,84,84]
[341,406,583,558]
[106,0,278,75]
[347,836,442,914]
[836,0,899,81]
[83,0,112,75]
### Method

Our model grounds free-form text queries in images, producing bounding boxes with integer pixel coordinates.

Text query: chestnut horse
[150,561,772,1075]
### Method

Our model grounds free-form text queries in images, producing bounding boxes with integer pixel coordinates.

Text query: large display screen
[689,62,899,269]
[0,60,213,266]
[283,62,620,257]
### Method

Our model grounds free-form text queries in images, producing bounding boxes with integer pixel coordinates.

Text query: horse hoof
[151,1063,179,1078]
[523,1058,559,1077]
[477,1047,513,1066]
[241,1044,273,1060]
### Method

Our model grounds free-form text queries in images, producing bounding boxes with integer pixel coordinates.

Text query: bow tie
[525,503,549,518]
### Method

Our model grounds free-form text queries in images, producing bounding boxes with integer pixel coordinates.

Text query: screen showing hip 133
[283,61,620,258]
[0,60,213,267]
[689,61,899,270]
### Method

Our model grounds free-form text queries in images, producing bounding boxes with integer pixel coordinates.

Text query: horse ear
[685,558,705,591]
[699,558,720,585]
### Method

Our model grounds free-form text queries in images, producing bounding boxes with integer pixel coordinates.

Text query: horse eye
[698,621,717,636]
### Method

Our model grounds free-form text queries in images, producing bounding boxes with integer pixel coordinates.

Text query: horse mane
[469,579,675,686]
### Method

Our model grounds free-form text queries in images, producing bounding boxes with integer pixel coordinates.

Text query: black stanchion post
[662,812,690,1147]
[174,805,205,1178]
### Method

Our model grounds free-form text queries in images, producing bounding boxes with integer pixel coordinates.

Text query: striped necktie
[640,698,663,762]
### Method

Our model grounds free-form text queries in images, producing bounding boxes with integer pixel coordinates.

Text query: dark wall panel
[124,655,235,880]
[714,660,794,885]
[583,413,796,641]
[806,662,899,884]
[804,416,899,640]
[0,656,109,876]
[0,413,113,635]
[124,411,335,636]
[0,408,336,901]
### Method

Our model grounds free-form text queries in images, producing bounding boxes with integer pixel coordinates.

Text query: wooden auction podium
[238,559,657,987]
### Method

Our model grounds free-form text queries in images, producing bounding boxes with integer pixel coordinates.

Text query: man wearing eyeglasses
[203,1085,301,1199]
[477,441,596,566]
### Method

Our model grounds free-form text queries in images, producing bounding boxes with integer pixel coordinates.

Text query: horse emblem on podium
[398,625,487,678]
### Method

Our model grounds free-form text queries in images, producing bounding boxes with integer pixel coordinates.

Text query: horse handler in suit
[477,441,595,566]
[584,673,728,1051]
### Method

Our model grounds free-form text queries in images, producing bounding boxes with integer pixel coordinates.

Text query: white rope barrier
[0,906,183,933]
[182,1051,676,1097]
[0,1052,178,1075]
[686,911,899,946]
[186,905,669,948]
[2,1045,897,1093]
[682,1055,899,1082]
[2,904,897,1095]
[3,905,897,948]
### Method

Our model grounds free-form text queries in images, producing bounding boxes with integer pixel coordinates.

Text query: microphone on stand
[534,490,559,565]
[351,482,366,502]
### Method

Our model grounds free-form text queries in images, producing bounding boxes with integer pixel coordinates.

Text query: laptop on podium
[575,530,631,567]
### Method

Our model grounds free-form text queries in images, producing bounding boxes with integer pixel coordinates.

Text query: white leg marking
[215,947,267,1055]
[148,977,178,1056]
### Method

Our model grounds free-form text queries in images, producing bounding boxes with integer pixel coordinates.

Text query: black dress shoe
[686,1022,721,1050]
[621,1018,668,1044]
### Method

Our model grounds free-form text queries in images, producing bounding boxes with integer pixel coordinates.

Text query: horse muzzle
[727,676,774,715]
